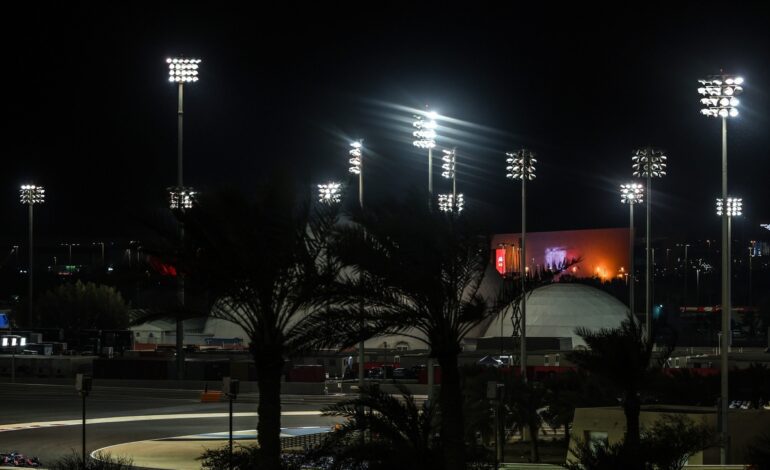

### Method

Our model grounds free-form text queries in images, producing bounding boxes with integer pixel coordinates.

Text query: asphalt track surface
[0,383,339,466]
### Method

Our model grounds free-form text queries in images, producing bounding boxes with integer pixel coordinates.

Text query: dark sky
[3,2,769,247]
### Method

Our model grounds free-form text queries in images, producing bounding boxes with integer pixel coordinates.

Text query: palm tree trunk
[436,352,465,470]
[530,422,540,462]
[255,350,285,470]
[624,391,641,468]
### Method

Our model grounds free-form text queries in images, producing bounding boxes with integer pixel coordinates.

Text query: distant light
[438,193,464,213]
[20,184,45,205]
[318,182,342,204]
[620,183,644,204]
[412,114,437,149]
[348,140,362,175]
[441,148,456,179]
[505,149,536,180]
[168,186,196,209]
[716,197,742,217]
[632,148,667,178]
[697,74,742,119]
[20,337,26,346]
[167,57,201,83]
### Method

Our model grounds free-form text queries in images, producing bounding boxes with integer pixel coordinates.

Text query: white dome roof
[486,283,629,348]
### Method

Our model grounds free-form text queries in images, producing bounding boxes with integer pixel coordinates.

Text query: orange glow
[492,228,630,281]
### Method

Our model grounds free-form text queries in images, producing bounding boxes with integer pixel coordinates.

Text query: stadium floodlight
[620,182,644,205]
[19,185,45,205]
[620,182,643,326]
[437,193,463,213]
[318,182,342,204]
[412,110,438,197]
[441,148,456,179]
[168,186,197,210]
[505,149,537,380]
[166,57,201,83]
[698,75,743,118]
[348,140,362,175]
[632,147,666,341]
[505,150,537,181]
[716,197,742,217]
[699,74,745,463]
[19,184,46,330]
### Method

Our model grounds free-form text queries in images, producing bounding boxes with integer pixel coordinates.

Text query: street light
[620,183,644,320]
[20,184,45,328]
[413,111,438,198]
[317,182,342,204]
[506,149,536,380]
[699,73,743,464]
[632,147,667,342]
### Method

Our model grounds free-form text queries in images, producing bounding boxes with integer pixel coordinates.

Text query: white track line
[0,411,322,433]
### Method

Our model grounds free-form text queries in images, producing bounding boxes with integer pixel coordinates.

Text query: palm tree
[312,384,439,470]
[177,182,346,470]
[329,192,503,470]
[504,377,548,463]
[567,313,674,468]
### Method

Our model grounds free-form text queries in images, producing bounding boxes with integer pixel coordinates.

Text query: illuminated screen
[545,247,567,270]
[0,314,8,329]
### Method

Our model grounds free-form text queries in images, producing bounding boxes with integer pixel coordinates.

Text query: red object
[286,365,326,382]
[417,366,442,384]
[148,256,177,276]
[495,248,506,275]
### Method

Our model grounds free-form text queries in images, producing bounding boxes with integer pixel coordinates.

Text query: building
[493,227,631,281]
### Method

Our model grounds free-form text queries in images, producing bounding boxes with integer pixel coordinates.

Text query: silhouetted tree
[567,313,674,469]
[177,181,346,470]
[329,192,503,470]
[36,281,129,336]
[311,384,439,470]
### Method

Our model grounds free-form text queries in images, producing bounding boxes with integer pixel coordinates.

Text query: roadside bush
[49,451,134,470]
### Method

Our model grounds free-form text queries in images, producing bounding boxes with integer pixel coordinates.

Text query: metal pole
[520,174,527,381]
[720,116,729,464]
[426,146,435,399]
[177,82,184,187]
[629,203,635,318]
[229,394,233,470]
[358,150,365,391]
[176,82,186,381]
[645,173,652,342]
[82,392,86,470]
[28,204,34,327]
[428,147,433,196]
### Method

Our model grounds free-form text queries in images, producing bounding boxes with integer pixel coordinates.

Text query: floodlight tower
[166,56,200,380]
[348,140,368,390]
[632,148,667,342]
[620,183,644,320]
[505,149,537,379]
[698,73,743,464]
[20,184,45,327]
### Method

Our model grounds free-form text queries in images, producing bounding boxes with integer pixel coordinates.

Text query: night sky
[3,3,769,248]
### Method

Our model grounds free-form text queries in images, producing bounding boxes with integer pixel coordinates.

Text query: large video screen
[0,313,9,329]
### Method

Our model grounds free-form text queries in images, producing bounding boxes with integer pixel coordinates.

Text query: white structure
[484,283,629,348]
